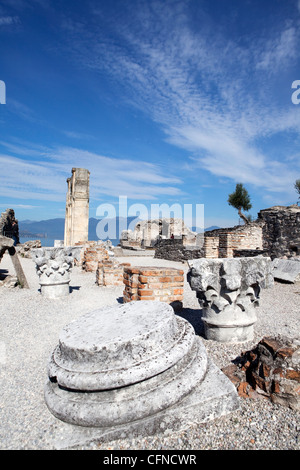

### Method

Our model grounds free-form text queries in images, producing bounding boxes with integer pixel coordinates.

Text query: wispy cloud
[0,143,183,203]
[255,26,299,73]
[0,16,19,26]
[59,1,300,201]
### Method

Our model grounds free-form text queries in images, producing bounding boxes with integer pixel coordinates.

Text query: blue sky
[0,0,300,229]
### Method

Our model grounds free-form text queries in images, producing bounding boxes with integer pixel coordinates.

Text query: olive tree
[228,183,252,224]
[295,179,300,203]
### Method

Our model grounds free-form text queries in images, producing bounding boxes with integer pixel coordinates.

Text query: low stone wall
[154,239,204,261]
[204,223,263,258]
[96,260,130,286]
[123,266,184,310]
[154,226,263,261]
[16,240,41,258]
[233,249,268,258]
[74,241,97,267]
[83,245,110,272]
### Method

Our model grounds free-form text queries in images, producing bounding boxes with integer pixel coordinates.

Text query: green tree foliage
[228,183,252,224]
[295,179,300,203]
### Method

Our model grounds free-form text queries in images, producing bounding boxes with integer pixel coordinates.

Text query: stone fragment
[222,336,300,410]
[272,258,300,283]
[187,256,273,343]
[44,301,239,447]
[16,240,41,258]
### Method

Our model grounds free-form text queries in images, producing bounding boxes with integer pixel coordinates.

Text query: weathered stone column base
[203,321,255,343]
[44,301,239,449]
[45,357,239,449]
[40,281,70,299]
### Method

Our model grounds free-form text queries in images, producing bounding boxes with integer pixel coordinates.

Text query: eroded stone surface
[272,258,300,283]
[44,301,239,438]
[48,301,197,390]
[188,257,273,343]
[222,336,300,410]
[31,247,80,298]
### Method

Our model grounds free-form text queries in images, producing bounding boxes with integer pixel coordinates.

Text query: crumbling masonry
[64,168,90,246]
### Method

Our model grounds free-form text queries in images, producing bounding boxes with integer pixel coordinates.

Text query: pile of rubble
[222,336,300,410]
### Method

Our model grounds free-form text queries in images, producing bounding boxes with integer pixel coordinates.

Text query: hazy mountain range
[19,218,220,242]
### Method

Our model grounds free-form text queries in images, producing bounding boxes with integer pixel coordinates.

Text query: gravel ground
[0,252,299,450]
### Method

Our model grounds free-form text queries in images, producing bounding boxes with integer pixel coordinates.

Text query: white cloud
[0,144,183,203]
[255,26,299,73]
[5,1,299,207]
[68,3,299,201]
[0,16,19,26]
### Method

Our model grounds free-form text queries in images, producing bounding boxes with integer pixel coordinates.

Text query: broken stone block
[187,257,273,343]
[222,336,300,410]
[272,258,300,283]
[44,301,239,448]
[16,240,41,258]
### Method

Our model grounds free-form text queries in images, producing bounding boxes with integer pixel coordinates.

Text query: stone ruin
[222,336,300,411]
[72,240,130,288]
[72,240,113,270]
[96,259,131,287]
[120,218,200,249]
[44,301,239,446]
[153,205,300,263]
[187,256,274,343]
[123,266,184,311]
[0,208,19,240]
[64,168,90,247]
[16,240,42,258]
[259,204,300,259]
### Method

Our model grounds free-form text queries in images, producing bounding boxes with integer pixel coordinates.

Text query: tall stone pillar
[64,168,90,246]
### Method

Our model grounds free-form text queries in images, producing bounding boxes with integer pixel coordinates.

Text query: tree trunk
[238,207,249,224]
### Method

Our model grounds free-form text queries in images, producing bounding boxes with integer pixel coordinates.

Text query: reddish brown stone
[285,369,300,382]
[261,337,282,356]
[276,347,296,360]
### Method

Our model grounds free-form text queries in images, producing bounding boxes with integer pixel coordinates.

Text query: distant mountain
[204,226,221,232]
[18,217,137,243]
[191,226,221,232]
[19,218,65,239]
[19,218,222,243]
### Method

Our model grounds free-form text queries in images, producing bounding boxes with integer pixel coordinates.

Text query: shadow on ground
[175,307,205,338]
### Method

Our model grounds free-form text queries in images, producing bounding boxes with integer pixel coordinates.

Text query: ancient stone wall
[123,266,184,310]
[64,168,90,246]
[204,223,263,258]
[154,239,204,261]
[121,218,198,249]
[146,206,299,261]
[83,245,110,272]
[96,260,130,286]
[258,205,300,259]
[155,225,263,260]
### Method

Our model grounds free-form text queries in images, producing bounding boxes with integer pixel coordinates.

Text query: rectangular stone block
[123,266,184,310]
